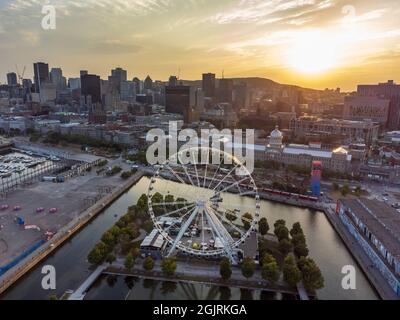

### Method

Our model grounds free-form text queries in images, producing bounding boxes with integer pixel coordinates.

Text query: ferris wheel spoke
[202,163,208,188]
[163,206,197,231]
[207,159,222,189]
[207,206,245,237]
[191,153,201,188]
[158,203,196,219]
[218,176,251,194]
[151,201,194,207]
[212,162,240,192]
[163,164,187,185]
[167,207,199,256]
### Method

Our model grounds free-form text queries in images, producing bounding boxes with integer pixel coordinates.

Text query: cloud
[89,39,142,55]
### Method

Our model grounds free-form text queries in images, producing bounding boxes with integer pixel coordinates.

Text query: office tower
[311,161,322,197]
[144,75,153,91]
[165,85,194,116]
[6,72,17,86]
[80,70,88,77]
[195,88,205,112]
[132,77,141,96]
[169,75,178,87]
[343,96,390,125]
[81,74,101,104]
[111,67,127,83]
[68,78,81,90]
[50,68,66,90]
[202,73,215,98]
[218,78,233,103]
[357,80,400,130]
[33,62,49,93]
[120,81,135,101]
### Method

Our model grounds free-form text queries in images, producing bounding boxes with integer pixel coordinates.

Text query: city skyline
[0,0,400,91]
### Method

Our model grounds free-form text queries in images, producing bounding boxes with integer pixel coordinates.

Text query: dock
[69,265,107,300]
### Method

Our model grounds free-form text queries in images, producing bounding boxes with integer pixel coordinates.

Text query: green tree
[143,256,155,271]
[87,247,103,265]
[262,254,275,266]
[106,253,116,265]
[274,225,289,241]
[340,184,350,197]
[278,238,293,256]
[259,217,269,236]
[131,247,141,260]
[261,259,280,284]
[294,242,309,258]
[274,219,286,229]
[161,258,177,277]
[124,253,135,271]
[241,257,256,279]
[49,294,58,300]
[291,233,306,247]
[241,213,253,230]
[283,255,302,287]
[297,257,324,292]
[219,258,232,280]
[290,222,303,237]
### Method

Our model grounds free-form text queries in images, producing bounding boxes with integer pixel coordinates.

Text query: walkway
[68,265,107,300]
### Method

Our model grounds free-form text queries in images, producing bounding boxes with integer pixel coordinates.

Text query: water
[1,177,378,300]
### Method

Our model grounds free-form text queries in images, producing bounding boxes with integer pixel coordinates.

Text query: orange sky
[1,0,400,91]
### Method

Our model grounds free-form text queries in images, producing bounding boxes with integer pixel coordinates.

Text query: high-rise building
[144,75,153,91]
[233,82,248,109]
[343,95,390,125]
[165,85,194,116]
[6,72,17,86]
[169,75,178,87]
[111,67,127,83]
[50,68,66,90]
[81,74,101,105]
[33,62,49,93]
[202,73,215,98]
[132,77,141,96]
[195,88,205,112]
[121,81,135,101]
[218,78,233,103]
[357,80,400,130]
[80,70,88,77]
[68,78,81,90]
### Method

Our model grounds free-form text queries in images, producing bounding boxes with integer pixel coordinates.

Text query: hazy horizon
[1,0,400,91]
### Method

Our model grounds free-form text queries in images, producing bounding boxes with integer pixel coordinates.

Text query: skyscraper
[111,67,127,83]
[50,68,66,90]
[6,72,17,86]
[169,75,178,87]
[165,85,194,116]
[33,62,49,93]
[202,73,215,98]
[218,78,233,103]
[144,75,153,91]
[81,74,101,104]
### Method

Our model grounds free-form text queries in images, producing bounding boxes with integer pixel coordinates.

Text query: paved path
[69,265,107,300]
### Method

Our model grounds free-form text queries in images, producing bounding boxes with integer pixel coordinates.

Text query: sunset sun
[288,31,338,75]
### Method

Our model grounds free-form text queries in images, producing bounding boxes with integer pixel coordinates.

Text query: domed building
[267,126,283,150]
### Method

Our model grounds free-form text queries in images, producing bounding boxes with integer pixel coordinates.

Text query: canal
[1,177,379,300]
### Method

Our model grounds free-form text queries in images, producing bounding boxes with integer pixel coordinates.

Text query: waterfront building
[337,198,400,296]
[290,116,380,145]
[140,229,168,259]
[264,127,352,173]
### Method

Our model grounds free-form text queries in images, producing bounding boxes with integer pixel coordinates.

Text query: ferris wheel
[147,146,260,264]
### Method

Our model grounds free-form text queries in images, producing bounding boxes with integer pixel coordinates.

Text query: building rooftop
[340,198,400,257]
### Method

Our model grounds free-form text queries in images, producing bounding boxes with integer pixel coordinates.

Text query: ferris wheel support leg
[166,207,199,257]
[204,208,238,265]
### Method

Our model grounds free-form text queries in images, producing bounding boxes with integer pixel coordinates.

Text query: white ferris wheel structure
[147,146,260,265]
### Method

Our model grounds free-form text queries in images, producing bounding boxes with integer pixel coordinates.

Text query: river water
[1,177,378,300]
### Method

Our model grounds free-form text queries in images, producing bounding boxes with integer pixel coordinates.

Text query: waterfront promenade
[323,204,398,300]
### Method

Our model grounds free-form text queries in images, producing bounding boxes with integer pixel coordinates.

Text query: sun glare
[288,31,338,75]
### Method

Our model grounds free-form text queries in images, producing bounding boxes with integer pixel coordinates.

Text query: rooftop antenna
[177,67,181,80]
[15,65,26,84]
[222,70,225,79]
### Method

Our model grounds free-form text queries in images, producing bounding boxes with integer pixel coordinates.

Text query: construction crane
[15,65,26,84]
